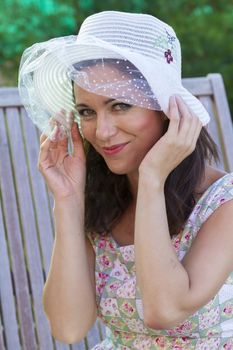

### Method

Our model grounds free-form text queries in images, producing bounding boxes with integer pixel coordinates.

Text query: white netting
[18,11,210,140]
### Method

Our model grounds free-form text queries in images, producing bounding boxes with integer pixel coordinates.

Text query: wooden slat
[0,88,22,107]
[71,341,86,350]
[21,110,80,350]
[85,323,103,349]
[54,340,72,350]
[6,107,55,349]
[20,109,86,350]
[208,74,233,172]
[0,193,21,350]
[182,77,213,96]
[0,108,37,349]
[198,95,226,171]
[20,108,55,276]
[0,314,5,350]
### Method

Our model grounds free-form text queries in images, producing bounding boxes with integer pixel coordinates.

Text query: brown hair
[71,60,220,237]
[84,123,220,238]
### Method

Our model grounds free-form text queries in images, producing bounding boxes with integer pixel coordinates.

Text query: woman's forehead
[71,60,161,110]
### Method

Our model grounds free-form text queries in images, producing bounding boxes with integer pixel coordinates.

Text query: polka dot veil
[69,58,161,112]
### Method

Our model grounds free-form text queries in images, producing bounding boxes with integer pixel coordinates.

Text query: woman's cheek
[80,121,93,141]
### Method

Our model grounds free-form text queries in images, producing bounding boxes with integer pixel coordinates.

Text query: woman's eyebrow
[75,98,116,108]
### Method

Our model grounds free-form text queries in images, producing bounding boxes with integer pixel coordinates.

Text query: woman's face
[73,66,167,176]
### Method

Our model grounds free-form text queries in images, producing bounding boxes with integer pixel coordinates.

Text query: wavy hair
[84,123,220,237]
[71,60,220,237]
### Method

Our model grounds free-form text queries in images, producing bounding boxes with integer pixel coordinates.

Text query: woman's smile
[74,82,166,175]
[102,142,130,155]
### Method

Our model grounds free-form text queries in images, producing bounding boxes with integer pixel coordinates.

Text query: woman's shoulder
[190,167,233,226]
[175,168,233,255]
[200,166,233,203]
[194,166,228,202]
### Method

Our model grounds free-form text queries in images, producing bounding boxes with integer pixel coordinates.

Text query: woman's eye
[112,103,132,111]
[77,109,95,118]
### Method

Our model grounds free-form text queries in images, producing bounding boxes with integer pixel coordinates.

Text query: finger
[167,95,180,136]
[175,95,196,138]
[175,95,191,116]
[71,120,85,158]
[39,130,58,150]
[40,132,47,144]
[49,125,60,149]
[54,109,73,130]
[57,111,74,148]
[38,135,52,164]
[190,116,203,145]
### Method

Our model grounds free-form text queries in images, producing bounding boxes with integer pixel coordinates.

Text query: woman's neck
[127,171,139,201]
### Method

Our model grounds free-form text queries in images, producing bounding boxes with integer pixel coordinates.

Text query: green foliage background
[0,0,233,115]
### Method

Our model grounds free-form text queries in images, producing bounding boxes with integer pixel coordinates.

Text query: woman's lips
[102,142,129,155]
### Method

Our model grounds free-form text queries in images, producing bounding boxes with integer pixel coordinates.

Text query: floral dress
[87,173,233,349]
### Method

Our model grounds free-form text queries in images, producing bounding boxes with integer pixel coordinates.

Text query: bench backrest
[0,74,233,349]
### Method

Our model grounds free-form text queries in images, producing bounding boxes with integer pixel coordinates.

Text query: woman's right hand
[38,111,86,201]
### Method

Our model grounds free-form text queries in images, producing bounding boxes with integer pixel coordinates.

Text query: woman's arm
[38,117,97,343]
[43,196,97,344]
[135,174,233,329]
[134,96,233,329]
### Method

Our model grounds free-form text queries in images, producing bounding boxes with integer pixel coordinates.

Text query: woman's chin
[105,162,138,176]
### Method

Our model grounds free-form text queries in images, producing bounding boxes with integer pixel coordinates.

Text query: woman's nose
[95,114,117,140]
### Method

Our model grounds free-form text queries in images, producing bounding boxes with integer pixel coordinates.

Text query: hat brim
[19,37,210,133]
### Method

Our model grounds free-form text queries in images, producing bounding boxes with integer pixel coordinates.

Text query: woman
[19,11,233,349]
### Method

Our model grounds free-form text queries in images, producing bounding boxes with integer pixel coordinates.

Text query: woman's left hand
[139,95,203,183]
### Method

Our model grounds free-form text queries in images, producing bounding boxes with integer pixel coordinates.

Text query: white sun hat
[18,10,210,137]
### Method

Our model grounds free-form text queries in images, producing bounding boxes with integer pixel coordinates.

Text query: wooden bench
[0,73,233,350]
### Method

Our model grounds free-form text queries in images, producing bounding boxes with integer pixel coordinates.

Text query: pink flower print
[172,337,190,349]
[121,332,135,343]
[199,307,220,330]
[155,337,166,347]
[98,238,106,249]
[167,319,194,336]
[109,318,125,329]
[109,282,120,290]
[224,339,233,349]
[96,283,106,295]
[106,281,121,296]
[185,233,191,241]
[110,260,129,281]
[116,278,136,298]
[99,254,112,269]
[196,337,221,349]
[121,246,134,262]
[164,49,173,63]
[121,301,135,316]
[223,304,233,315]
[125,319,147,333]
[98,272,108,279]
[133,334,152,349]
[108,241,115,251]
[100,298,120,317]
[172,236,181,252]
[96,272,109,294]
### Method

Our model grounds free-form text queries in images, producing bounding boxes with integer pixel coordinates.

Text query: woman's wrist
[138,165,166,190]
[53,194,84,219]
[53,191,85,206]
